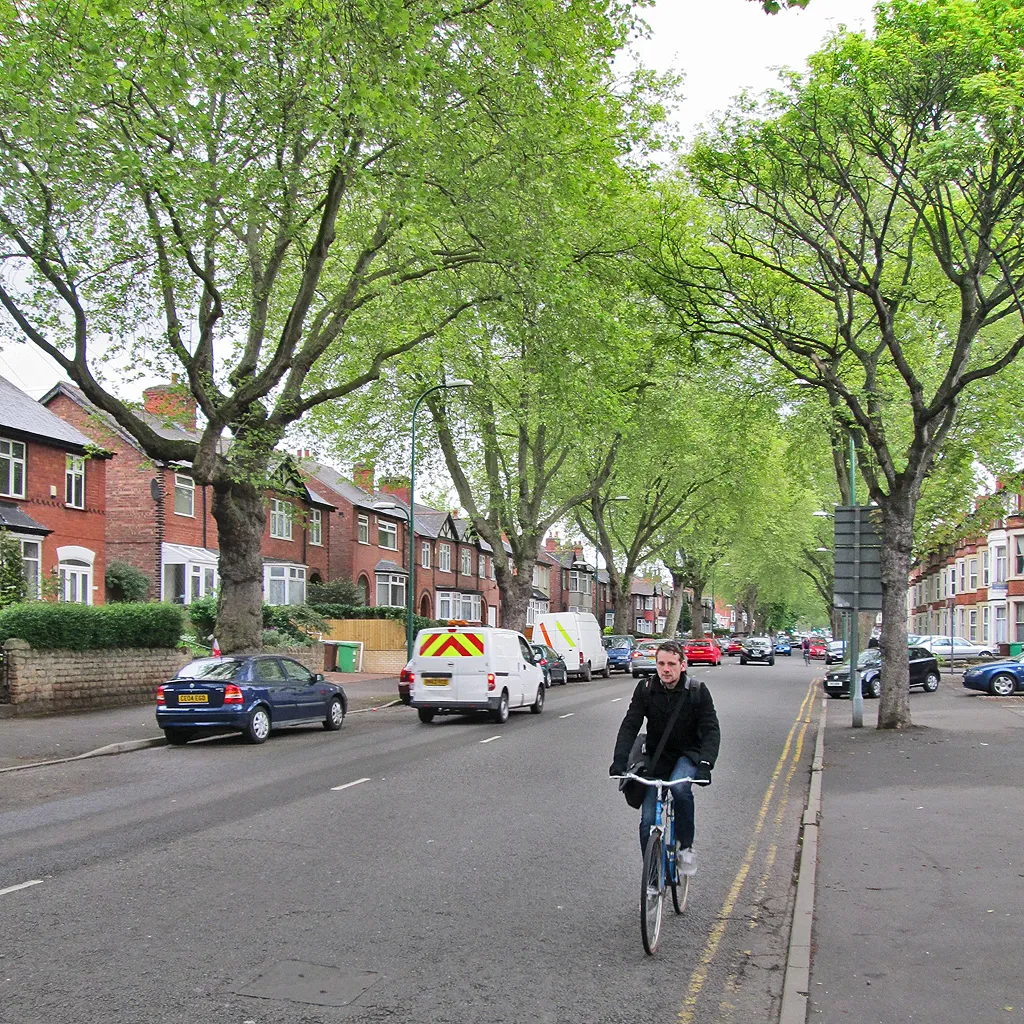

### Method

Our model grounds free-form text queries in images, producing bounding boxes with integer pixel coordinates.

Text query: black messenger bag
[618,691,685,809]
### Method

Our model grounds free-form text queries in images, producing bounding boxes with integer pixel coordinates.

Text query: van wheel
[417,709,435,724]
[581,661,592,682]
[601,663,611,678]
[492,690,509,724]
[530,683,545,714]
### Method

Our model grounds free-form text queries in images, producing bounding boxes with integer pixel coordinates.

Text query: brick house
[296,458,504,625]
[631,577,672,636]
[43,383,332,606]
[0,376,111,603]
[542,537,597,615]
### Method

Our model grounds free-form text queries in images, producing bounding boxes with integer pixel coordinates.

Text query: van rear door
[417,629,488,704]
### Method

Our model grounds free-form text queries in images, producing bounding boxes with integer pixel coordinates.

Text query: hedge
[0,602,186,651]
[308,604,446,634]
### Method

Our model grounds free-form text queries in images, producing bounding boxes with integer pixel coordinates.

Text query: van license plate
[423,677,449,686]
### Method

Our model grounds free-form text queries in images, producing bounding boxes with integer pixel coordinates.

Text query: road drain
[236,960,381,1007]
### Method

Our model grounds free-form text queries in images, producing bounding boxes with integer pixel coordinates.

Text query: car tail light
[487,673,496,691]
[399,667,414,684]
[579,652,584,666]
[539,658,547,666]
[223,684,244,704]
[156,685,165,706]
[631,651,639,659]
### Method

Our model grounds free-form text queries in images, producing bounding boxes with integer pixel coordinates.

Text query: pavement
[3,669,1023,1024]
[0,671,400,771]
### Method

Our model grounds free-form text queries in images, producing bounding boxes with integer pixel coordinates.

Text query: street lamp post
[406,380,473,660]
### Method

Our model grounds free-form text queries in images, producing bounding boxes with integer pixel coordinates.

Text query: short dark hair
[657,640,685,660]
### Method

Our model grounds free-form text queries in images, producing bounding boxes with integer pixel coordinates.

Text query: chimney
[573,545,584,562]
[352,463,375,491]
[544,536,557,553]
[143,380,197,430]
[380,475,411,506]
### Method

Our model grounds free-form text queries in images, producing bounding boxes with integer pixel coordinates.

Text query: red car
[809,639,828,660]
[684,638,722,666]
[726,636,745,656]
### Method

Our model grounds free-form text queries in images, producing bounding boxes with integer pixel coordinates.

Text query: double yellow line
[677,678,819,1024]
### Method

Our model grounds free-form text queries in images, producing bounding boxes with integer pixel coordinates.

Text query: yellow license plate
[178,693,209,704]
[423,677,449,686]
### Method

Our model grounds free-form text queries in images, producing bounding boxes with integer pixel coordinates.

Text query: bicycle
[613,771,705,954]
[802,646,811,666]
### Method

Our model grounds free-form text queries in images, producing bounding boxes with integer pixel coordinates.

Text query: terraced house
[0,376,110,603]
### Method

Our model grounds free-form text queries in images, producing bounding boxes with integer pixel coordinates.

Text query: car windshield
[639,642,660,652]
[607,638,631,649]
[857,649,882,667]
[176,658,244,680]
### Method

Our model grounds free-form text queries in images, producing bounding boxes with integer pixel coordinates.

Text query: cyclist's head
[656,640,685,687]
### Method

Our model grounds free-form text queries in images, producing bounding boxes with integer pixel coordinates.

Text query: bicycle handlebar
[611,772,710,787]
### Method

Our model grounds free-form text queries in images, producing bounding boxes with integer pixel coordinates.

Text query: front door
[250,658,293,721]
[59,561,91,604]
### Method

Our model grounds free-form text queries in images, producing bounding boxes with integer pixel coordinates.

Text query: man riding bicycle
[609,640,720,876]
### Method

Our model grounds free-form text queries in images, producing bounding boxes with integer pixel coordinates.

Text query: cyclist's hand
[695,761,713,786]
[609,763,624,777]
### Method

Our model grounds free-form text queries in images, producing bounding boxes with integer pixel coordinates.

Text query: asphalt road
[0,655,821,1024]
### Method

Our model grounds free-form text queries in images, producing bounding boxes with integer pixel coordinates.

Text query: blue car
[962,654,1024,697]
[604,635,636,673]
[156,655,347,745]
[773,635,793,656]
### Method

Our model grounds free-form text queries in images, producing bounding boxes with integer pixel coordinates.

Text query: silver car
[740,635,775,665]
[630,639,663,678]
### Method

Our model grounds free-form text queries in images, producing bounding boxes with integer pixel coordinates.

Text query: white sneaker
[677,846,697,877]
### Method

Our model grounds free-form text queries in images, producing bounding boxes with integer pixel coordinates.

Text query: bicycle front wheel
[671,866,689,914]
[640,832,665,955]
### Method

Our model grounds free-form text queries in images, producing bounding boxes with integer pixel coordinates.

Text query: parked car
[823,646,940,699]
[399,661,413,705]
[809,637,828,660]
[531,643,569,686]
[410,626,544,724]
[156,656,347,745]
[962,653,1024,696]
[824,640,846,665]
[740,635,775,666]
[533,611,609,680]
[917,635,994,659]
[630,639,663,678]
[773,635,793,656]
[684,637,722,666]
[604,635,637,673]
[726,636,745,656]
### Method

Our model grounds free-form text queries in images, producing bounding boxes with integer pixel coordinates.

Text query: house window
[65,455,85,509]
[421,541,431,569]
[490,558,495,580]
[59,559,92,605]
[995,604,1008,643]
[969,558,978,591]
[18,538,40,599]
[461,549,472,575]
[1015,536,1024,576]
[266,564,305,605]
[438,543,451,572]
[969,608,978,641]
[949,567,956,595]
[376,572,406,608]
[983,550,990,586]
[308,509,322,546]
[1015,601,1024,642]
[358,515,369,544]
[437,591,455,619]
[983,606,990,642]
[173,474,195,517]
[958,560,965,593]
[461,593,482,621]
[0,439,26,498]
[270,499,293,540]
[478,554,486,578]
[995,545,1007,584]
[378,519,398,550]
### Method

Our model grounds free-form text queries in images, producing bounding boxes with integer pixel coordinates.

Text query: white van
[532,611,609,681]
[409,626,545,724]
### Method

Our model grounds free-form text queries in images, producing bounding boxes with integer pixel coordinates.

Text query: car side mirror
[313,673,324,684]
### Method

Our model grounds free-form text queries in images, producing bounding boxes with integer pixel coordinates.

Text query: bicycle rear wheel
[640,832,665,955]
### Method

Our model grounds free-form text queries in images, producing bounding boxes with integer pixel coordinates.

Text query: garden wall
[323,619,406,673]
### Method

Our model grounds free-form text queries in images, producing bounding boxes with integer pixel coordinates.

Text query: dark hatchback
[604,635,636,673]
[531,643,568,686]
[156,656,348,745]
[824,646,940,699]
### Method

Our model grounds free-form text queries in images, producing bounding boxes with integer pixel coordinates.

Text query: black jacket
[612,674,721,777]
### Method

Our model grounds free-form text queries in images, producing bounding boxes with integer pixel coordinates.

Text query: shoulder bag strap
[649,688,686,767]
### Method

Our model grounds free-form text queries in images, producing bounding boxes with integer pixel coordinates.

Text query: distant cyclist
[609,640,720,877]
[802,637,811,665]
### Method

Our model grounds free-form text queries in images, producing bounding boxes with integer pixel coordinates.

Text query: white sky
[0,0,879,400]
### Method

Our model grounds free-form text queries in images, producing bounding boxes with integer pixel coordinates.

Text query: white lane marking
[559,713,575,719]
[480,735,501,744]
[331,777,371,792]
[0,879,43,898]
[610,698,623,703]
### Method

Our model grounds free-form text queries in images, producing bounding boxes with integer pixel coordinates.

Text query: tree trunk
[211,478,267,653]
[663,568,687,637]
[612,586,632,635]
[502,570,535,634]
[877,494,915,729]
[689,581,705,638]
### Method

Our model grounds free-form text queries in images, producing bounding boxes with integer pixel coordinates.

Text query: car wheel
[417,708,435,724]
[740,656,747,665]
[868,675,881,699]
[922,671,940,693]
[769,657,775,666]
[581,661,592,682]
[989,673,1016,697]
[530,683,545,714]
[492,690,510,724]
[632,669,639,678]
[323,696,345,731]
[164,728,190,746]
[245,705,271,744]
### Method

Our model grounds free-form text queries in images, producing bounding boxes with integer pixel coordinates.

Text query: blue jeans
[640,755,696,855]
